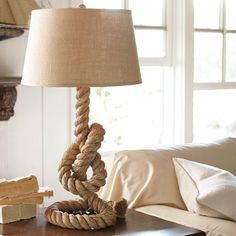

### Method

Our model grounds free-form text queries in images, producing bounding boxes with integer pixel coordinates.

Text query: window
[90,67,165,151]
[193,0,236,141]
[69,0,174,151]
[130,0,171,64]
[84,0,172,64]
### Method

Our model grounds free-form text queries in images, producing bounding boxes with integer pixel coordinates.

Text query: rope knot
[45,87,127,230]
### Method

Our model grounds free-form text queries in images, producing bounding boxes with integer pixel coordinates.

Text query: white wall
[0,0,78,205]
[0,123,8,178]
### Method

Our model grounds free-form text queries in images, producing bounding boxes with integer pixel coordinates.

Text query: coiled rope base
[45,87,127,230]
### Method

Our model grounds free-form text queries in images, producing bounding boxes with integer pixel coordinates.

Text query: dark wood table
[0,209,205,236]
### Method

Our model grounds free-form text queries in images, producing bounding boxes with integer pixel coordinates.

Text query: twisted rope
[45,87,127,230]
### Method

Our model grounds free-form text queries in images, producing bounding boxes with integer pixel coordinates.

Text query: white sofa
[99,138,236,236]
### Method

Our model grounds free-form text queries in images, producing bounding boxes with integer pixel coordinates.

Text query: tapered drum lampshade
[22,8,141,87]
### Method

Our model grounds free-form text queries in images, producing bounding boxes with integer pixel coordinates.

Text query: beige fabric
[99,149,186,209]
[0,0,15,25]
[0,0,39,27]
[22,8,141,87]
[99,138,236,209]
[173,158,236,221]
[8,0,39,27]
[136,205,236,236]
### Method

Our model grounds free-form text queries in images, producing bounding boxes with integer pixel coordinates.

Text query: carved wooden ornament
[0,77,20,121]
[0,86,17,121]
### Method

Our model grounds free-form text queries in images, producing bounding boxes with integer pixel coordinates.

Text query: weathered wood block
[0,175,38,198]
[0,187,53,205]
[0,196,44,205]
[0,204,36,224]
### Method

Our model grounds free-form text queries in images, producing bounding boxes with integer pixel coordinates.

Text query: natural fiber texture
[45,87,127,230]
[22,8,141,87]
[7,0,39,27]
[0,0,39,27]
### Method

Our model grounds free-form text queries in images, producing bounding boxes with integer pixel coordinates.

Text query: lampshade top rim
[32,8,131,14]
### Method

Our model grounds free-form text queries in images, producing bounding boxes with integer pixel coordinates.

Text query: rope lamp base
[45,87,127,230]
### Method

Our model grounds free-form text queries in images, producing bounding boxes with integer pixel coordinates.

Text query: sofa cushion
[173,158,236,221]
[99,137,236,209]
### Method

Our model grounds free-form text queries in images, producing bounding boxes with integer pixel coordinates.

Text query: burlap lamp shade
[22,8,141,87]
[22,7,141,230]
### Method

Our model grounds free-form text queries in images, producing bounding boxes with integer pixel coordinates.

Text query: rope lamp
[21,6,141,230]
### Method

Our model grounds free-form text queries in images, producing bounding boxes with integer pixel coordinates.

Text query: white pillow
[173,157,236,221]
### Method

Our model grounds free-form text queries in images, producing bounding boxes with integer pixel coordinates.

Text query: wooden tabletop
[0,208,205,236]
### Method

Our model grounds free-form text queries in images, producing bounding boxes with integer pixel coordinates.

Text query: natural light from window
[194,90,236,141]
[193,0,236,142]
[90,67,165,151]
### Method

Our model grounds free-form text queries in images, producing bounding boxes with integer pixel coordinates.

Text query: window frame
[184,0,236,143]
[123,0,173,66]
